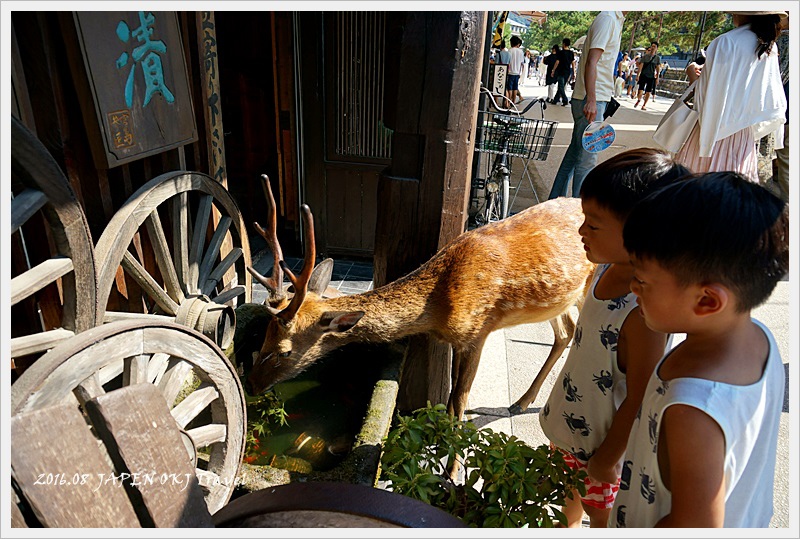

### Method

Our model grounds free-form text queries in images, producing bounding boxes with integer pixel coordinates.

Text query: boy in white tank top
[540,148,689,527]
[611,173,788,527]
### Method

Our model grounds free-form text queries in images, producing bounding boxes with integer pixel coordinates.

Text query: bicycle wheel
[482,168,509,223]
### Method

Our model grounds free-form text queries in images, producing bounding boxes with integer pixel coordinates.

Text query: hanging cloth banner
[492,11,509,47]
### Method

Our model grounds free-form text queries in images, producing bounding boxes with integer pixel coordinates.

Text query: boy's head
[580,148,690,221]
[624,172,789,314]
[562,38,571,48]
[510,35,522,48]
[578,148,689,266]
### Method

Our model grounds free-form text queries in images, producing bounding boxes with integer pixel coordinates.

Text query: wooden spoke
[202,247,243,296]
[172,192,190,297]
[11,320,246,514]
[123,354,150,386]
[11,188,47,233]
[145,209,185,304]
[10,256,73,306]
[147,352,170,384]
[121,251,180,316]
[212,285,246,305]
[186,424,227,448]
[188,195,214,294]
[10,328,75,358]
[158,358,195,407]
[74,372,106,407]
[197,215,232,289]
[103,311,174,324]
[171,384,220,428]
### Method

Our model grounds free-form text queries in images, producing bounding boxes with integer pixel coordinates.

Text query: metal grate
[333,12,392,160]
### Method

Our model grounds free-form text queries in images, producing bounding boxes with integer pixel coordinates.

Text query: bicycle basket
[474,110,558,160]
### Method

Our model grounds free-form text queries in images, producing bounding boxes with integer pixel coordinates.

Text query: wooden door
[302,12,391,258]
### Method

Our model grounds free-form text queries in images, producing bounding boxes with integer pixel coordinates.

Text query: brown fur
[248,197,595,421]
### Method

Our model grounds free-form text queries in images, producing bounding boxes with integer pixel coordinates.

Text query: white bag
[653,81,698,153]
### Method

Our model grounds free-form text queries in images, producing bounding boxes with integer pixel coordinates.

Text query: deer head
[246,177,364,394]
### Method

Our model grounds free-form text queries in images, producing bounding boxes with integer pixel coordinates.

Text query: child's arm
[587,308,666,483]
[655,404,726,527]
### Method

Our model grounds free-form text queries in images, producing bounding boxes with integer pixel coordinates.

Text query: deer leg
[446,343,485,482]
[509,310,575,415]
[446,344,484,422]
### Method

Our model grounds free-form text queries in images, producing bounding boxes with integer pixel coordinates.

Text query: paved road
[467,78,794,529]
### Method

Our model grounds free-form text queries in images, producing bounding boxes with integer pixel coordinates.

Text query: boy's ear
[694,284,729,316]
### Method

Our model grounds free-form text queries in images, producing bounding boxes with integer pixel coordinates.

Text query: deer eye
[279,351,292,358]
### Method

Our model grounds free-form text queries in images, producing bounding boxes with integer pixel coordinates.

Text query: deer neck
[321,271,435,342]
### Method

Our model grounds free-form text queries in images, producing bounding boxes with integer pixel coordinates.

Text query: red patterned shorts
[558,447,620,510]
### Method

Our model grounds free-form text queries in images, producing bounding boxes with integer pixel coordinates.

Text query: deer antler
[247,174,286,307]
[278,204,315,322]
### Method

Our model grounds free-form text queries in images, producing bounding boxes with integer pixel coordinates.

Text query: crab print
[598,324,620,351]
[574,325,583,348]
[562,412,591,436]
[593,369,613,395]
[615,505,627,527]
[607,296,629,311]
[656,380,670,395]
[571,447,594,462]
[648,412,659,451]
[619,459,633,490]
[542,402,550,418]
[640,468,656,504]
[562,372,582,403]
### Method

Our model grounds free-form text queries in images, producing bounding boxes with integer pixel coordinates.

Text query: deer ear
[308,258,334,295]
[318,311,365,333]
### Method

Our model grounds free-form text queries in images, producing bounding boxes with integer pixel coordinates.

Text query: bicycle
[471,87,558,226]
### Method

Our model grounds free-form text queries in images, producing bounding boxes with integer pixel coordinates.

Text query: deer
[246,175,595,423]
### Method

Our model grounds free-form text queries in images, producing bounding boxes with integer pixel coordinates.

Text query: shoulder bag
[653,81,698,153]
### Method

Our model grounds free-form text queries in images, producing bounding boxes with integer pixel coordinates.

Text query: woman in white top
[675,11,787,183]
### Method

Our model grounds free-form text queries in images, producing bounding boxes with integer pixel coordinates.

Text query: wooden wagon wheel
[95,171,252,350]
[10,319,247,514]
[10,116,98,371]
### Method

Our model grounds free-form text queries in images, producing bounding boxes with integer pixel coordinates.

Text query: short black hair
[562,38,571,47]
[580,148,690,220]
[651,41,659,47]
[510,35,522,47]
[499,39,506,49]
[623,172,789,312]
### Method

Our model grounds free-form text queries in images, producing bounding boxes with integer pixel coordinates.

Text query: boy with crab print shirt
[610,173,787,527]
[539,148,689,527]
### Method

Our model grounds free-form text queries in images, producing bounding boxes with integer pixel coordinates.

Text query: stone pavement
[467,76,792,528]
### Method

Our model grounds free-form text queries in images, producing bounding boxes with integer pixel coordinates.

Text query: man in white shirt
[549,11,627,199]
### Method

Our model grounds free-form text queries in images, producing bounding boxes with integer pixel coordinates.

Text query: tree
[518,11,734,58]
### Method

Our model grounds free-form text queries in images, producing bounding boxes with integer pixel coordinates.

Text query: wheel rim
[95,171,251,349]
[10,319,247,514]
[10,117,98,367]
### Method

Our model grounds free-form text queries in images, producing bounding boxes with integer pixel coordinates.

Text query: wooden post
[376,12,486,411]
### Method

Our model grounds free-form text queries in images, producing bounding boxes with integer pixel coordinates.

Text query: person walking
[551,38,576,106]
[633,42,662,110]
[674,11,787,184]
[548,11,627,199]
[506,35,526,104]
[543,45,560,102]
[615,53,630,97]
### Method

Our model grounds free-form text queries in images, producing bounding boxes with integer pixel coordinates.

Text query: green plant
[244,390,289,446]
[380,403,586,528]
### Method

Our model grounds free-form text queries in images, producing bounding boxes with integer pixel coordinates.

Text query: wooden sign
[73,11,197,168]
[489,63,507,97]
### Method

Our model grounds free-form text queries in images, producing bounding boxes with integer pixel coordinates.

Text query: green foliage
[245,390,289,446]
[521,11,734,57]
[380,403,586,528]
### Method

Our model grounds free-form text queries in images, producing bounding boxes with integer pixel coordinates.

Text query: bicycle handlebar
[480,86,546,115]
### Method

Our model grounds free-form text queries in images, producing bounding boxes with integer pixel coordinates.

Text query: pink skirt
[675,124,759,183]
